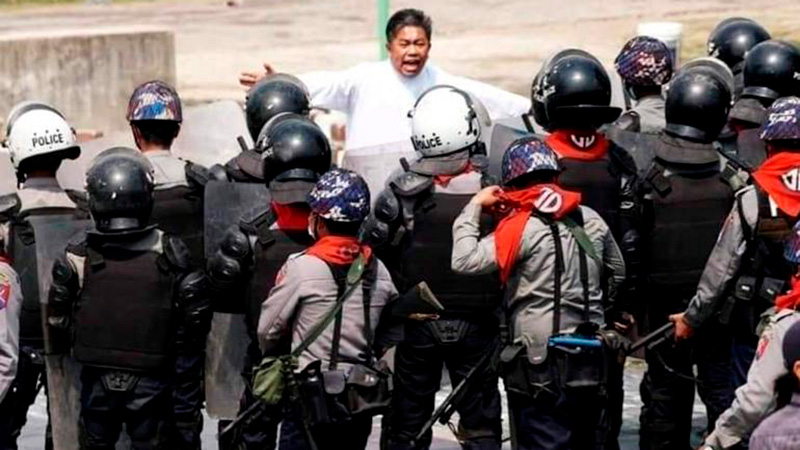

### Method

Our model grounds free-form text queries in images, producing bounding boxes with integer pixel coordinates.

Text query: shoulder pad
[0,194,20,219]
[613,111,641,132]
[184,161,212,189]
[373,189,401,223]
[388,170,434,198]
[161,234,193,272]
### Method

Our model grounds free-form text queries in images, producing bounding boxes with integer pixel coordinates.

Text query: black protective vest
[643,161,735,301]
[716,128,767,172]
[151,186,204,264]
[8,207,80,350]
[396,191,502,316]
[558,147,626,239]
[72,237,175,372]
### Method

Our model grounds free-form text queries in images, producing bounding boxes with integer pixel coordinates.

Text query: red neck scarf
[494,184,582,284]
[776,274,800,311]
[752,153,800,218]
[306,235,372,266]
[433,161,477,187]
[271,202,311,231]
[546,130,610,161]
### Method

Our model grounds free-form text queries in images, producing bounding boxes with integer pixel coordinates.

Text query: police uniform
[49,227,197,449]
[702,310,800,449]
[627,95,666,134]
[0,261,23,405]
[0,178,84,450]
[452,199,625,450]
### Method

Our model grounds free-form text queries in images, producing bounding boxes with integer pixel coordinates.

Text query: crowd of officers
[1,11,800,450]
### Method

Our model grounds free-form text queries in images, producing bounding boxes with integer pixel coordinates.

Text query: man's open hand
[239,63,276,89]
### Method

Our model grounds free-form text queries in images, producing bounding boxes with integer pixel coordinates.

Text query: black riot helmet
[530,49,600,131]
[707,18,771,70]
[742,40,800,102]
[665,71,732,143]
[257,114,332,203]
[86,147,155,233]
[245,73,311,141]
[539,51,621,129]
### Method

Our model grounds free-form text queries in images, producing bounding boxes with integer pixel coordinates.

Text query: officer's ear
[793,360,800,384]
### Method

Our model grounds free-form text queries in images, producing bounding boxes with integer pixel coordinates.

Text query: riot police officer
[127,80,211,450]
[0,102,85,450]
[223,74,312,182]
[258,168,397,450]
[208,115,332,449]
[369,85,502,450]
[672,96,800,449]
[707,17,771,99]
[451,137,626,450]
[636,66,741,450]
[614,36,674,133]
[47,148,207,450]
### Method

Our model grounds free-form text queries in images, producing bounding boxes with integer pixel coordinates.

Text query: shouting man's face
[387,25,431,78]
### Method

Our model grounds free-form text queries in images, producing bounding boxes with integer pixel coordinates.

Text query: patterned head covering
[615,36,674,87]
[308,168,370,222]
[760,96,800,141]
[501,136,560,186]
[127,80,183,122]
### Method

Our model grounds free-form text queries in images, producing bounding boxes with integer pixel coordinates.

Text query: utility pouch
[427,319,469,345]
[549,334,606,390]
[499,343,556,398]
[297,361,332,426]
[251,355,293,406]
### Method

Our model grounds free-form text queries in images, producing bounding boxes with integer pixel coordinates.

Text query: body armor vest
[73,237,175,372]
[9,207,79,350]
[396,191,502,316]
[151,186,204,264]
[731,187,798,340]
[643,161,735,302]
[558,150,622,239]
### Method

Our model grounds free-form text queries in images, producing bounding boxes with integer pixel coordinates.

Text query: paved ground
[2,0,800,105]
[18,359,710,449]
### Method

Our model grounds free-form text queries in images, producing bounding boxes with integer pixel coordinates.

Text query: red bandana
[271,202,311,231]
[776,274,800,311]
[433,161,477,187]
[306,236,372,266]
[546,130,610,161]
[494,184,582,284]
[751,152,800,218]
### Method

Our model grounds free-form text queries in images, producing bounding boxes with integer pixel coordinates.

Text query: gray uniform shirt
[684,186,759,329]
[749,392,800,450]
[257,253,398,372]
[706,310,800,449]
[631,95,666,134]
[144,149,189,191]
[0,261,23,402]
[451,202,626,363]
[1,177,77,250]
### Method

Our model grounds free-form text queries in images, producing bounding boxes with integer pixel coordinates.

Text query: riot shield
[173,100,252,169]
[29,214,89,450]
[340,141,416,200]
[204,180,270,419]
[488,117,537,179]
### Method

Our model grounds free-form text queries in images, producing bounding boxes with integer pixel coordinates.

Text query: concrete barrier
[0,27,175,133]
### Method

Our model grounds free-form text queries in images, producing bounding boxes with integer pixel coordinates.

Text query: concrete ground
[18,359,709,449]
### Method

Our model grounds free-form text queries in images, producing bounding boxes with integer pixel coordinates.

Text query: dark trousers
[78,368,171,450]
[507,387,603,450]
[388,319,502,450]
[0,347,51,450]
[278,411,372,450]
[169,353,205,450]
[221,382,282,450]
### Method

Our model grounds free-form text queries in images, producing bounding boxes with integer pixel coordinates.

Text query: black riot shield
[29,214,89,450]
[204,180,270,419]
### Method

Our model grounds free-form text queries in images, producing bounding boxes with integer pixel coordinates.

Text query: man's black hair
[323,218,363,237]
[505,171,559,189]
[385,8,432,43]
[132,120,180,149]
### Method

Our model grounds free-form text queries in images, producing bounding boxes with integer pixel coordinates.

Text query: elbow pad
[47,258,78,330]
[207,227,251,288]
